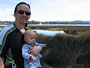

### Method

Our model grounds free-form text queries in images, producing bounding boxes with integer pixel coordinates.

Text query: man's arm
[0,27,11,64]
[30,42,47,56]
[0,57,4,68]
[0,36,10,64]
[30,46,42,56]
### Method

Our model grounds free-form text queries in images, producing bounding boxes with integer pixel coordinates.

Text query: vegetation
[64,30,86,35]
[47,28,86,35]
[36,31,90,68]
[47,28,64,31]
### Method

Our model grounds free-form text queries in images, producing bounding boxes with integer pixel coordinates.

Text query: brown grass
[36,32,90,68]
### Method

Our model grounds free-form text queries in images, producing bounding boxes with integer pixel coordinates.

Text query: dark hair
[14,2,30,13]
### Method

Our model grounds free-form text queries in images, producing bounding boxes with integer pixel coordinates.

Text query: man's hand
[30,46,42,56]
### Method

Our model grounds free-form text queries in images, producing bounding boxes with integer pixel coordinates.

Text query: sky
[0,0,90,22]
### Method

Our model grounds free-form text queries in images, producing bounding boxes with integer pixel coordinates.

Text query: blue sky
[0,0,90,21]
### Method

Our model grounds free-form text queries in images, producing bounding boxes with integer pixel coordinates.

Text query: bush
[37,32,90,68]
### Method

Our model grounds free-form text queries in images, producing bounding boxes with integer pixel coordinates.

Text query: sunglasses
[17,10,31,16]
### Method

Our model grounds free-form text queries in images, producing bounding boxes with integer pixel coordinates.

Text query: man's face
[14,4,31,24]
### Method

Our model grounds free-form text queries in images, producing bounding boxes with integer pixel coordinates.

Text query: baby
[22,30,47,68]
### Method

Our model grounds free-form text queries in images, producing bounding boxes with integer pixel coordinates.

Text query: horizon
[0,0,90,22]
[0,20,90,22]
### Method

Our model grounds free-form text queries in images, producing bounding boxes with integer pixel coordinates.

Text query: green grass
[47,28,64,31]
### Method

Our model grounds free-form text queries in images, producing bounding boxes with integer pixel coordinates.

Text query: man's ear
[14,13,16,17]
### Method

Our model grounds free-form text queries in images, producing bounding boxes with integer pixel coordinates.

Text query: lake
[28,24,90,26]
[1,24,90,27]
[32,29,65,36]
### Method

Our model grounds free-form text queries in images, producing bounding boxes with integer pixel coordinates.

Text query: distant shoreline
[0,24,90,31]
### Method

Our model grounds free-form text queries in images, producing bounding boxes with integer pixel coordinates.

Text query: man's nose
[23,13,27,16]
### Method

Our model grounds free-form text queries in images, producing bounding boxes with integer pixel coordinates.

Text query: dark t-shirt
[0,23,26,68]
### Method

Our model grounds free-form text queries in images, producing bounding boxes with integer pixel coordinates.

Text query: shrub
[37,32,90,68]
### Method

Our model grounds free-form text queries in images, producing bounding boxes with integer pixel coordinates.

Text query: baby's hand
[32,56,37,61]
[44,44,47,47]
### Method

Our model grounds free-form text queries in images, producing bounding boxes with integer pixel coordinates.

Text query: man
[0,2,42,68]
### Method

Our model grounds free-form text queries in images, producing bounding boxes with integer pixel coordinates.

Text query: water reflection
[32,29,65,36]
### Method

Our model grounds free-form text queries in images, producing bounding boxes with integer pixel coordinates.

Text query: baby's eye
[30,38,33,39]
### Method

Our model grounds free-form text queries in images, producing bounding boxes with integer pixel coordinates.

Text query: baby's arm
[31,56,37,61]
[22,44,37,61]
[35,42,47,48]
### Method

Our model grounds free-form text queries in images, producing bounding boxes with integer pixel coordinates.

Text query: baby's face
[25,34,36,45]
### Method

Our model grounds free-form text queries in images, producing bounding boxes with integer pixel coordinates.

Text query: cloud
[0,0,90,21]
[0,8,14,21]
[11,0,30,3]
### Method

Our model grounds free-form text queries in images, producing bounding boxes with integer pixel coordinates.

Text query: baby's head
[24,30,36,45]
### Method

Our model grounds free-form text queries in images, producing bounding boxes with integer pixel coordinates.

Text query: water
[1,24,90,27]
[28,24,90,26]
[32,29,65,36]
[0,28,2,30]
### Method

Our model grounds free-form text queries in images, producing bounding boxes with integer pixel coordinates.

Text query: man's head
[14,2,30,13]
[14,2,31,25]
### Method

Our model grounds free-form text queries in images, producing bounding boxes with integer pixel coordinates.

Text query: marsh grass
[37,31,90,68]
[47,28,64,31]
